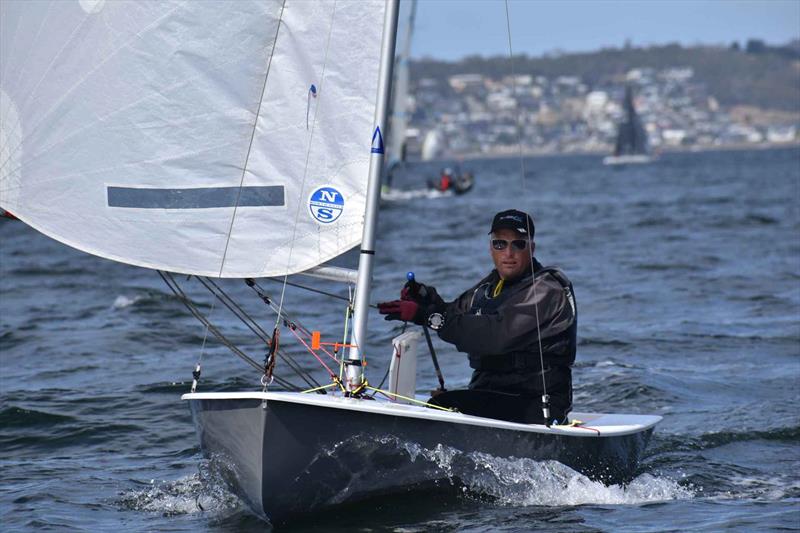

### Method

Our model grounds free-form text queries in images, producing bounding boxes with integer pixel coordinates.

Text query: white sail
[421,129,444,161]
[0,0,385,278]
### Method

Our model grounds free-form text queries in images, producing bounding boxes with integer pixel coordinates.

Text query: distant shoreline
[435,141,800,162]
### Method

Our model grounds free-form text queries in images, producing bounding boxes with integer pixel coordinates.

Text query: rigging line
[198,277,271,342]
[159,271,304,390]
[504,1,549,410]
[217,0,287,278]
[247,279,331,346]
[245,280,342,368]
[160,271,306,391]
[288,326,339,377]
[197,277,322,389]
[371,322,406,396]
[195,276,321,388]
[367,386,455,412]
[274,0,340,330]
[159,271,262,372]
[274,348,322,390]
[339,286,354,382]
[177,273,217,387]
[199,281,321,388]
[261,277,378,308]
[197,297,216,372]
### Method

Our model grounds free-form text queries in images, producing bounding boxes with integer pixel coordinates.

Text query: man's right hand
[401,281,445,309]
[377,299,423,324]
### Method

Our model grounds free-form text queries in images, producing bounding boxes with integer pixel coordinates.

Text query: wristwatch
[427,312,445,331]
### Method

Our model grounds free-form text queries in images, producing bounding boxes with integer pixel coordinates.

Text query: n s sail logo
[309,186,345,224]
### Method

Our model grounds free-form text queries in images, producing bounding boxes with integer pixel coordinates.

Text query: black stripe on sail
[107,186,285,209]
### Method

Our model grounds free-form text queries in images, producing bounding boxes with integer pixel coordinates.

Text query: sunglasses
[491,238,528,251]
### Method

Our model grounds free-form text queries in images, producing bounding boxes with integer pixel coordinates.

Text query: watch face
[428,312,444,330]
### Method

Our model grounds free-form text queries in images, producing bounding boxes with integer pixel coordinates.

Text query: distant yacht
[603,85,653,165]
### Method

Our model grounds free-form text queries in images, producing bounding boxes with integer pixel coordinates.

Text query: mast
[345,0,400,391]
[388,0,417,165]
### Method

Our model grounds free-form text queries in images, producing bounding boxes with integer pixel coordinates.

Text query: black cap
[489,209,535,237]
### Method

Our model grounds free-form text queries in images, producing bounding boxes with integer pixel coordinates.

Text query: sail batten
[0,0,386,278]
[106,186,285,209]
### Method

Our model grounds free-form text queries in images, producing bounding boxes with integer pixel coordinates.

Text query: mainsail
[387,0,416,166]
[0,0,386,278]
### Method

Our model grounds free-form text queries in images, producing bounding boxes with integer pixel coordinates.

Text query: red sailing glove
[378,299,424,324]
[401,282,445,309]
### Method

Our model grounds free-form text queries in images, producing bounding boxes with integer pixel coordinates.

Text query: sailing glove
[401,282,445,309]
[379,279,446,324]
[378,299,425,324]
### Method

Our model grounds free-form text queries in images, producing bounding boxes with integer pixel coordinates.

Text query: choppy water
[1,147,798,531]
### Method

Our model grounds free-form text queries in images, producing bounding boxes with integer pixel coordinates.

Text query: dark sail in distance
[613,86,649,156]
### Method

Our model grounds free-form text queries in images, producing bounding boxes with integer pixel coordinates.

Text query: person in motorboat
[428,167,453,192]
[378,209,577,425]
[452,170,474,195]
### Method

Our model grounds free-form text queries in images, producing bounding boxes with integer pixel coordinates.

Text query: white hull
[603,154,653,166]
[183,391,660,523]
[380,187,454,202]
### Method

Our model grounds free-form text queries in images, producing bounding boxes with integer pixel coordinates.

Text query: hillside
[411,43,800,112]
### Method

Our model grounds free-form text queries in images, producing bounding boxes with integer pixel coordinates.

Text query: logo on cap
[490,209,534,235]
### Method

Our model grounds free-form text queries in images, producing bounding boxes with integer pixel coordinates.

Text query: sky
[408,0,800,60]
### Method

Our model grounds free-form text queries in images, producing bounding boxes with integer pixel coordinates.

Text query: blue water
[1,147,798,531]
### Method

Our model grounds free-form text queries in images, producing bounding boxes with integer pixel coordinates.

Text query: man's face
[490,228,534,281]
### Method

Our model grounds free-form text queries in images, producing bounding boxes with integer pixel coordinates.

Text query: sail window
[107,186,285,209]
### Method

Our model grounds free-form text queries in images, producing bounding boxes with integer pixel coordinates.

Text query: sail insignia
[308,186,345,224]
[371,126,385,154]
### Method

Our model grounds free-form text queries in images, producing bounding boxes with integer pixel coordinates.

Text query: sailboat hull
[603,154,653,166]
[185,392,659,522]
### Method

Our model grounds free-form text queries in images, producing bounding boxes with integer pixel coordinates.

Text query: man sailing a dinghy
[378,209,577,425]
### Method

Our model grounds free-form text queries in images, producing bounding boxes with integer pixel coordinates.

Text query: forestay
[0,0,385,277]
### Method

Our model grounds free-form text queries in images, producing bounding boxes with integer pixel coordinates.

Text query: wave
[0,406,75,427]
[8,265,89,277]
[35,365,101,379]
[633,216,675,228]
[317,436,693,508]
[724,474,800,502]
[0,405,144,451]
[136,381,196,394]
[110,289,193,315]
[577,338,633,349]
[457,455,692,507]
[682,330,800,343]
[652,425,800,454]
[576,374,677,408]
[112,295,145,309]
[403,437,693,506]
[117,458,241,517]
[0,329,30,350]
[633,262,697,272]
